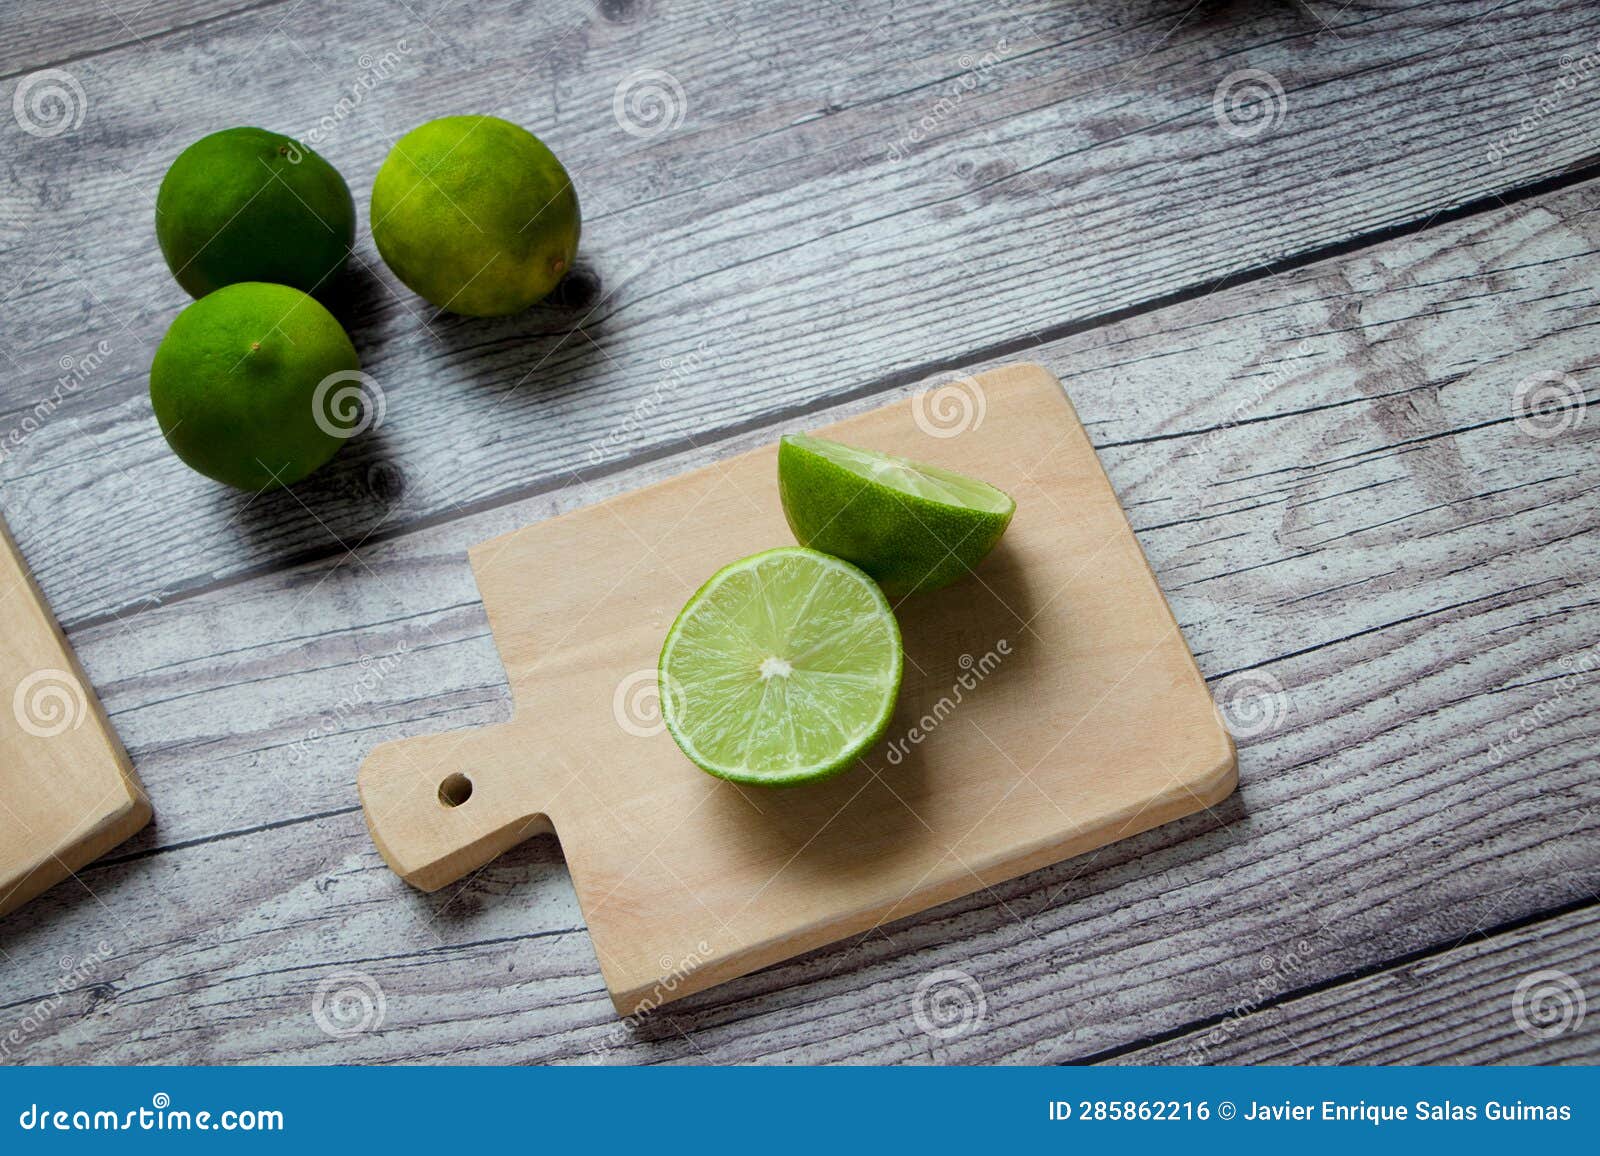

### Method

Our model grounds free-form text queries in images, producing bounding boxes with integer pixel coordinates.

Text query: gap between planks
[59,158,1600,640]
[1072,893,1600,1065]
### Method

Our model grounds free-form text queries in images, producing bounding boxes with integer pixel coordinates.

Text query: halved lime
[778,433,1016,598]
[659,547,902,786]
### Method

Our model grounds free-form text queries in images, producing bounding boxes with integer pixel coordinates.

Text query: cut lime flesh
[778,433,1017,598]
[659,547,902,786]
[789,434,1013,514]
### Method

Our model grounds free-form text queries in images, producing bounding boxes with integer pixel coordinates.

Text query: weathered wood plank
[2,176,1596,1063]
[4,0,1600,624]
[1103,903,1600,1065]
[0,0,269,78]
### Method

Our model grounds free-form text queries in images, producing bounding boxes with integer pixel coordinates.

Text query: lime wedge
[778,433,1016,598]
[659,547,902,786]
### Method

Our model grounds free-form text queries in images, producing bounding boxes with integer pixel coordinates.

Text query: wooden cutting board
[359,363,1235,1014]
[0,519,151,917]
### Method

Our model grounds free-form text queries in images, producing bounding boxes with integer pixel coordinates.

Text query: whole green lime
[150,282,362,490]
[370,115,581,316]
[156,127,355,299]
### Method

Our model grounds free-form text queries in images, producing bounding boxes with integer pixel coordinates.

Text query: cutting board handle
[357,722,555,893]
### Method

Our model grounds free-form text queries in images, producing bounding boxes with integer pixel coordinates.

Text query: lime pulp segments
[777,433,1016,598]
[659,547,903,786]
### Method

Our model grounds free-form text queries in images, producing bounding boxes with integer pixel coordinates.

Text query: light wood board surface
[0,522,149,917]
[0,0,1596,1065]
[360,365,1234,1013]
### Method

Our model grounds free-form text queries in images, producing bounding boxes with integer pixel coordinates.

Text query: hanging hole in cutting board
[438,773,473,808]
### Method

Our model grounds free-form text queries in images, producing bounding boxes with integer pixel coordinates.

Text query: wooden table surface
[2,0,1597,1064]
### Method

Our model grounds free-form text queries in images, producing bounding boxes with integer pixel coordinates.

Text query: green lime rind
[149,282,359,491]
[156,127,355,299]
[370,115,581,317]
[659,547,903,787]
[777,433,1017,599]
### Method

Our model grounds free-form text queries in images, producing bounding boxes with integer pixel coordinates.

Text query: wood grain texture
[0,174,1595,1063]
[3,0,1600,627]
[1103,904,1600,1065]
[0,518,150,916]
[0,0,267,77]
[359,365,1234,1013]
